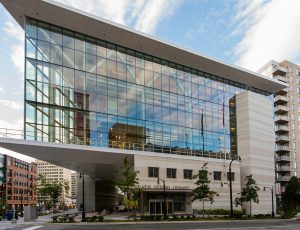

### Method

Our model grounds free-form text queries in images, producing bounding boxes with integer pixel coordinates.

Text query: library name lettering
[138,184,190,190]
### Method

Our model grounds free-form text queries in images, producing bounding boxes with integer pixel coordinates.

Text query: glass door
[149,199,162,215]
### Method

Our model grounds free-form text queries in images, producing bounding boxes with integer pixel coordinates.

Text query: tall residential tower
[259,60,300,195]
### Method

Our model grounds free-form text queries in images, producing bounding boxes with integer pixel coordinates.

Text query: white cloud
[0,99,23,110]
[0,87,5,93]
[54,0,182,34]
[234,0,300,71]
[134,0,182,34]
[3,21,24,76]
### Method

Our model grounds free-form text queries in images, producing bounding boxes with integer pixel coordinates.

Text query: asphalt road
[5,219,300,230]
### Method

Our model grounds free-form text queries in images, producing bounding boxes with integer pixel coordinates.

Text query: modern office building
[0,153,37,213]
[0,0,286,215]
[259,60,300,195]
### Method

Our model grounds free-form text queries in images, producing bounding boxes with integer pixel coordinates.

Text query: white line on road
[23,226,43,230]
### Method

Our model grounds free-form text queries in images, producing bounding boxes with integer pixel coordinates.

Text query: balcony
[276,145,289,152]
[275,125,289,132]
[275,105,289,113]
[277,176,291,182]
[274,95,288,103]
[275,115,289,123]
[276,155,290,161]
[274,75,288,83]
[272,66,287,76]
[277,166,291,172]
[275,135,290,143]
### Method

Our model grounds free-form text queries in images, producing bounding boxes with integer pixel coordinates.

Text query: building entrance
[149,199,173,215]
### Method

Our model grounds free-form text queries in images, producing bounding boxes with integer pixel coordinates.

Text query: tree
[234,174,260,217]
[281,176,300,213]
[35,174,70,211]
[192,163,218,217]
[115,156,139,210]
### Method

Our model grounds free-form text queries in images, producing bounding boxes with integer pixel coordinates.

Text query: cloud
[134,0,182,34]
[0,87,5,93]
[0,99,23,110]
[3,21,24,76]
[233,0,300,71]
[54,0,182,34]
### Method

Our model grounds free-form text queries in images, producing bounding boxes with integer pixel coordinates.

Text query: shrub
[97,216,104,222]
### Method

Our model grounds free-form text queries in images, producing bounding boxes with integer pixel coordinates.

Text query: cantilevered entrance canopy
[0,137,134,179]
[0,0,286,93]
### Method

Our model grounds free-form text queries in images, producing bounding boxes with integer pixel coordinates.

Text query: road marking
[23,226,43,230]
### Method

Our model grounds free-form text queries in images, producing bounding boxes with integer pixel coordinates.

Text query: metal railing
[277,176,291,182]
[277,166,291,172]
[275,125,289,132]
[275,145,289,151]
[274,115,289,122]
[276,155,290,161]
[275,135,290,142]
[274,95,288,102]
[0,128,233,160]
[274,105,289,112]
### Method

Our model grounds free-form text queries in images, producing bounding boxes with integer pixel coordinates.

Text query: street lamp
[263,186,274,218]
[157,178,167,218]
[80,171,86,221]
[229,155,241,217]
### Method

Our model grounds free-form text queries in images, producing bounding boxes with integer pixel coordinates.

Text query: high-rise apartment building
[70,172,78,198]
[259,60,300,194]
[0,0,285,215]
[0,154,37,213]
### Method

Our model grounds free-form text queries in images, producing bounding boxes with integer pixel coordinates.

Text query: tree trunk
[250,201,252,218]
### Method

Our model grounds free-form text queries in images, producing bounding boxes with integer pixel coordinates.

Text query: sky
[1,0,300,162]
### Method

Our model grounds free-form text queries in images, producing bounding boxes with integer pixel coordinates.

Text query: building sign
[138,184,191,190]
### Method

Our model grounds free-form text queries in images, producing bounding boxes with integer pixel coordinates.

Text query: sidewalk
[0,209,80,228]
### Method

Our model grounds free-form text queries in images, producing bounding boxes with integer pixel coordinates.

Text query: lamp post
[81,171,85,221]
[263,186,274,218]
[157,178,166,218]
[229,155,241,217]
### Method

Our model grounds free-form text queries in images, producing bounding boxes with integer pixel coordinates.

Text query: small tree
[281,176,300,213]
[192,163,218,217]
[235,174,260,217]
[115,156,139,210]
[35,174,70,211]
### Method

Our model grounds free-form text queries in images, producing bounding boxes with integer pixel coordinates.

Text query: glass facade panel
[24,18,271,158]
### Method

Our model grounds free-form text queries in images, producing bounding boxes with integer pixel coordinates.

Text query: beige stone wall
[236,91,275,215]
[134,154,241,213]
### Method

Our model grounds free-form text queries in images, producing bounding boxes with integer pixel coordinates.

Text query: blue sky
[1,0,300,161]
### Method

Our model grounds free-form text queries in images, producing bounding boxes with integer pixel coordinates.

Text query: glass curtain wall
[24,18,270,158]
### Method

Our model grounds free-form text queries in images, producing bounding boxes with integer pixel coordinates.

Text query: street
[2,219,300,230]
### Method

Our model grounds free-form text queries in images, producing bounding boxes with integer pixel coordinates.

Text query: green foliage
[115,157,140,209]
[35,174,70,210]
[281,176,300,213]
[234,174,260,217]
[192,163,218,203]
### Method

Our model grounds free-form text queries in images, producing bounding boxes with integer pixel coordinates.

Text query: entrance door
[149,199,162,215]
[149,199,173,215]
[167,200,174,214]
